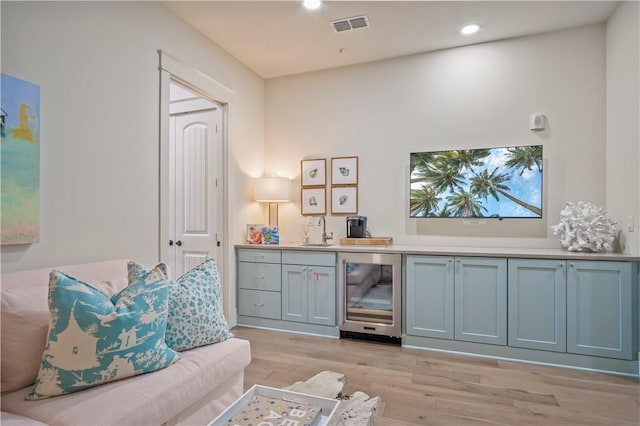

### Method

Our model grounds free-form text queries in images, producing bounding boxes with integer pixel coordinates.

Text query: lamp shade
[254,177,290,202]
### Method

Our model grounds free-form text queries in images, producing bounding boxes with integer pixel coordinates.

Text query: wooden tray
[339,237,392,246]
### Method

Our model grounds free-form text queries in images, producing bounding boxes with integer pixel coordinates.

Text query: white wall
[1,1,265,279]
[606,1,640,255]
[266,24,617,250]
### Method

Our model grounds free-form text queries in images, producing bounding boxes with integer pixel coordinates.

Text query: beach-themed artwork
[331,186,358,214]
[246,224,265,244]
[301,187,326,215]
[301,158,326,187]
[1,73,40,245]
[331,156,358,186]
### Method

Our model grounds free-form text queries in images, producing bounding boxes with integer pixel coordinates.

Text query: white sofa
[1,259,251,425]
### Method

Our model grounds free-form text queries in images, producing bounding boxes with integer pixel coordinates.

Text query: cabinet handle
[456,259,461,263]
[559,263,565,268]
[569,262,575,267]
[254,303,264,307]
[448,259,453,263]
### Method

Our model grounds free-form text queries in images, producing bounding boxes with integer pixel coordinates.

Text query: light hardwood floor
[231,326,639,425]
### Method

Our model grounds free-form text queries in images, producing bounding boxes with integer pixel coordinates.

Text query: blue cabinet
[508,259,567,352]
[405,256,507,345]
[454,257,507,345]
[509,259,635,360]
[405,255,454,339]
[282,251,336,326]
[566,261,634,360]
[237,249,282,320]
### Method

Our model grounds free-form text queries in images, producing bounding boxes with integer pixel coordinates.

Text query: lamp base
[268,203,279,227]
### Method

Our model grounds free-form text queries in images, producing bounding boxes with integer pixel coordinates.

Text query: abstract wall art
[1,73,40,245]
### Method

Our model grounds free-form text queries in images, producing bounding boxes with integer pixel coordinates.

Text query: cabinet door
[307,266,336,326]
[567,261,633,359]
[282,264,308,323]
[508,259,567,352]
[455,257,507,345]
[405,255,454,339]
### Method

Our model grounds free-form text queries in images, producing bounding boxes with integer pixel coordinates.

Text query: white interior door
[169,106,221,276]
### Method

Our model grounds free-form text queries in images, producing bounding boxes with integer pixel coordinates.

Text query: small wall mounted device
[530,113,546,131]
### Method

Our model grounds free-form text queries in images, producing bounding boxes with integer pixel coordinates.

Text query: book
[225,394,322,426]
[246,224,264,244]
[261,227,280,245]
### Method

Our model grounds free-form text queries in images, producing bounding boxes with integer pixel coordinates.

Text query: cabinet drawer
[238,289,281,320]
[282,251,336,267]
[238,262,281,291]
[238,249,281,264]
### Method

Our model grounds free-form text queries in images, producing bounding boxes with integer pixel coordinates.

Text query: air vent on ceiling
[330,15,370,33]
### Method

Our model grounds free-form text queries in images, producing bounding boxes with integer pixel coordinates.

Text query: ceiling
[164,1,619,79]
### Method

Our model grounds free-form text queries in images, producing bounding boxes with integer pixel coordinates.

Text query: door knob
[176,240,183,247]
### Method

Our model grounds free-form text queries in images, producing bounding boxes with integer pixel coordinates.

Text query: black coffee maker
[346,216,367,238]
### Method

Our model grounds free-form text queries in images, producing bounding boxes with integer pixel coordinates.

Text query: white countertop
[235,242,640,261]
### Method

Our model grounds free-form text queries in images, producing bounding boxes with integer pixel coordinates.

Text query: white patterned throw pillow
[127,259,233,351]
[27,266,180,400]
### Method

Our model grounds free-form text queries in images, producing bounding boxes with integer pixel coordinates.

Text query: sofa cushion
[27,267,180,400]
[1,259,129,394]
[1,411,49,426]
[127,261,169,286]
[128,259,232,351]
[1,338,251,426]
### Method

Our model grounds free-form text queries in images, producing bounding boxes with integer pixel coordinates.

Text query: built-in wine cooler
[338,252,402,343]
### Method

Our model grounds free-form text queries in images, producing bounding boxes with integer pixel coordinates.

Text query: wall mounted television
[409,145,542,218]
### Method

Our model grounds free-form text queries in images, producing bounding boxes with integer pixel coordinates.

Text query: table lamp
[254,176,290,227]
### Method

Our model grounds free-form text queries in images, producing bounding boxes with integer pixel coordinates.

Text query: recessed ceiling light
[303,0,322,10]
[461,24,481,35]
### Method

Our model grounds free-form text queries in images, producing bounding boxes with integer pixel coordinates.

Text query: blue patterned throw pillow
[26,267,180,400]
[128,259,233,351]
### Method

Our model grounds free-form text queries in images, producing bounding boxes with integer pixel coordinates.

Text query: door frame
[158,50,234,316]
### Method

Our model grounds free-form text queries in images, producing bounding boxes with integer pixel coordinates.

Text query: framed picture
[331,186,358,214]
[261,226,280,245]
[301,187,326,216]
[1,73,40,245]
[246,224,264,244]
[301,158,326,187]
[331,156,358,186]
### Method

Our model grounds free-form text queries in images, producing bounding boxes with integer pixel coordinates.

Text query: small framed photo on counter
[261,227,280,245]
[246,224,264,244]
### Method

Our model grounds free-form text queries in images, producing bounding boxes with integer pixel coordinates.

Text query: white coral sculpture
[551,202,617,252]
